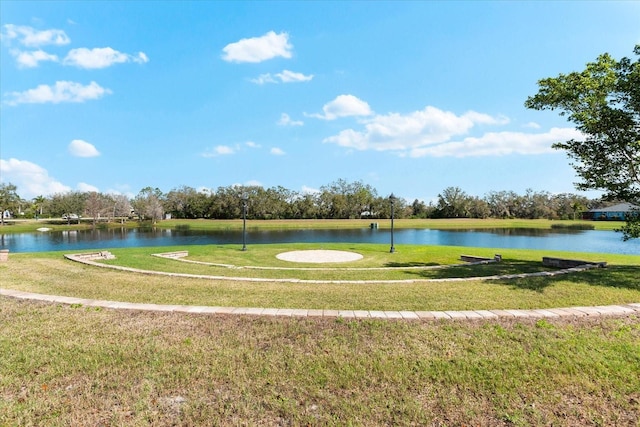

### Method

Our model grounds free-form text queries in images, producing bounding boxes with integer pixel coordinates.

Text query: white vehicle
[62,214,80,220]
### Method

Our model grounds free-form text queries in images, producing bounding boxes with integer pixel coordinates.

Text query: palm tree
[33,195,46,219]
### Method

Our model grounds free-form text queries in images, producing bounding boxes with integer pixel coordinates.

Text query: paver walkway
[2,288,639,320]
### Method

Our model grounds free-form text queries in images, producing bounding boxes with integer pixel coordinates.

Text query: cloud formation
[270,147,286,156]
[322,103,582,158]
[2,24,70,47]
[201,145,235,157]
[277,113,303,127]
[222,31,292,63]
[0,158,70,198]
[69,139,101,157]
[407,127,583,158]
[251,69,313,84]
[307,94,373,120]
[5,81,112,105]
[63,47,148,69]
[77,182,99,192]
[11,49,59,68]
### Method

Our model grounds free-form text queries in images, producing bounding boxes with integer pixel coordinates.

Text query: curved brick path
[2,289,639,320]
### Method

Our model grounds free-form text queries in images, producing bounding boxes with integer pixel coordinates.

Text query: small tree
[112,194,132,223]
[49,191,86,224]
[132,187,164,224]
[525,45,640,239]
[0,183,20,225]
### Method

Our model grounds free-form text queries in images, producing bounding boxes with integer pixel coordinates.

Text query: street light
[241,194,248,251]
[389,193,396,253]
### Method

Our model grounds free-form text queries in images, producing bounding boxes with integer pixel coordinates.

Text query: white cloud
[233,180,263,188]
[201,145,235,157]
[77,182,99,192]
[245,141,261,148]
[270,147,286,156]
[277,113,303,127]
[251,69,313,84]
[408,127,583,158]
[137,52,149,63]
[196,186,214,195]
[323,106,512,152]
[524,121,541,129]
[307,94,373,120]
[301,185,320,195]
[0,158,70,198]
[11,49,58,68]
[222,31,292,63]
[68,139,100,157]
[250,74,278,85]
[4,81,112,105]
[277,70,313,83]
[2,24,70,47]
[63,47,149,69]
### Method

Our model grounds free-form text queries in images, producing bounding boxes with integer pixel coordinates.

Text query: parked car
[62,214,79,220]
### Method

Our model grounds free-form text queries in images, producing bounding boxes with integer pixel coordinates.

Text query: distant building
[583,203,639,221]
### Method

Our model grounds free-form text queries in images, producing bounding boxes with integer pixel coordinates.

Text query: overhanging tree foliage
[525,45,640,239]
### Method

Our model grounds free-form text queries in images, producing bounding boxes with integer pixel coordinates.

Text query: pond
[1,227,639,255]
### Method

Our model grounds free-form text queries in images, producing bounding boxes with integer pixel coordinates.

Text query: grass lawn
[1,298,638,426]
[1,242,638,425]
[2,243,639,311]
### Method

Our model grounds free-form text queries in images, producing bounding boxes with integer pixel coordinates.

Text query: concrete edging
[1,288,639,321]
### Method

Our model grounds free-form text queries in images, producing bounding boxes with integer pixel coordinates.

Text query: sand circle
[276,250,363,263]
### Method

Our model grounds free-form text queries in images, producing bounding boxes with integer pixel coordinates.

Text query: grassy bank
[2,243,639,311]
[1,242,639,426]
[161,217,624,231]
[1,298,638,426]
[0,217,624,233]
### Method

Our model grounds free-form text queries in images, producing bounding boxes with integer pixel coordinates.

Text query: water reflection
[449,228,582,237]
[1,227,638,255]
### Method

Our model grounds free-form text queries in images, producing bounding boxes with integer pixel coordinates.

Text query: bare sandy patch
[276,250,363,263]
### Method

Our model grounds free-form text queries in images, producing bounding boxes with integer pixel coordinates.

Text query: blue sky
[1,1,639,203]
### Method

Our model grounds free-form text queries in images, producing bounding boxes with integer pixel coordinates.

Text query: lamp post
[389,193,396,253]
[241,194,248,251]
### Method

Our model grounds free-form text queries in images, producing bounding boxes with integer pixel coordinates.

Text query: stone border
[2,288,639,321]
[65,252,604,284]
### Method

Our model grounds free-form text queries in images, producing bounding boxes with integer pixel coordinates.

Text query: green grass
[1,242,639,425]
[2,243,639,311]
[1,298,638,426]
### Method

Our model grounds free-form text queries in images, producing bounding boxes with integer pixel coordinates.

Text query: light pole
[241,194,248,251]
[389,193,396,253]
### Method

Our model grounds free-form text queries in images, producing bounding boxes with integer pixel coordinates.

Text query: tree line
[0,179,621,225]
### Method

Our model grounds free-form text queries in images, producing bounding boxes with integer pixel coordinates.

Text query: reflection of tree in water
[3,227,638,254]
[448,228,583,237]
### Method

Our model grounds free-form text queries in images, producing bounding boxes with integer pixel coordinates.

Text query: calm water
[1,227,639,255]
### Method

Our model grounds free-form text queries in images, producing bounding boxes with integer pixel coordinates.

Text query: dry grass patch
[1,298,639,426]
